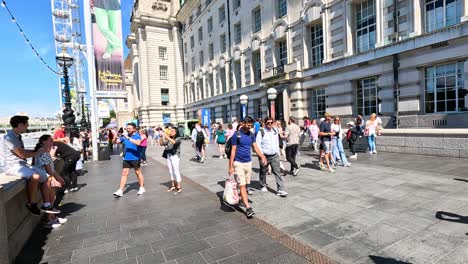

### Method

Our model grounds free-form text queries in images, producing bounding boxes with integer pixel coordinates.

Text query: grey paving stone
[137,251,166,264]
[150,233,198,252]
[294,229,339,250]
[72,241,117,259]
[382,212,438,233]
[90,249,126,264]
[40,251,73,264]
[436,241,468,264]
[82,230,131,248]
[350,223,411,251]
[276,215,323,236]
[162,240,212,260]
[205,230,245,247]
[125,243,153,258]
[316,218,368,239]
[114,258,138,264]
[200,244,237,262]
[129,225,164,243]
[428,219,468,238]
[321,239,374,264]
[383,230,465,263]
[259,252,310,264]
[216,253,258,264]
[175,252,208,264]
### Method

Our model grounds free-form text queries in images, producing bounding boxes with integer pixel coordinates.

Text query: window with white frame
[355,0,376,53]
[277,0,287,18]
[220,34,226,53]
[161,88,169,105]
[252,8,261,33]
[190,35,195,48]
[356,77,378,116]
[159,47,167,60]
[208,43,214,60]
[219,5,225,23]
[311,88,326,119]
[233,0,241,10]
[425,62,466,113]
[310,24,324,67]
[425,0,463,32]
[234,23,241,44]
[160,65,168,80]
[277,40,287,66]
[252,51,261,83]
[198,27,203,42]
[207,17,213,33]
[199,50,204,66]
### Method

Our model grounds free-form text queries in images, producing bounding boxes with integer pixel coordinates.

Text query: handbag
[364,128,369,137]
[223,174,239,205]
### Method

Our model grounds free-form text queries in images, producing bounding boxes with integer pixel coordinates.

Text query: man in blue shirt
[229,116,267,218]
[113,123,145,197]
[253,119,261,136]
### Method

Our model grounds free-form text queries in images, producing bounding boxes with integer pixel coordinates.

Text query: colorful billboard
[91,0,126,97]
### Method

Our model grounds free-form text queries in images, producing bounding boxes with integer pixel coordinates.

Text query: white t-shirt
[331,124,343,139]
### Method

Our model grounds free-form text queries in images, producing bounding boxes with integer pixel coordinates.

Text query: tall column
[412,0,422,35]
[462,1,468,22]
[344,0,354,56]
[224,63,231,92]
[212,69,218,96]
[375,0,383,47]
[286,29,292,66]
[322,9,331,63]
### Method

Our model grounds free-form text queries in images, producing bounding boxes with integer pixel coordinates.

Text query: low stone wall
[0,175,41,264]
[350,129,468,158]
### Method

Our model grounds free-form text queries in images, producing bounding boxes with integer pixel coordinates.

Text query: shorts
[195,140,204,152]
[123,160,140,169]
[322,141,332,154]
[4,164,48,183]
[234,161,252,186]
[217,141,225,145]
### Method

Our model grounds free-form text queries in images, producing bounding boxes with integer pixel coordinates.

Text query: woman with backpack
[215,124,227,159]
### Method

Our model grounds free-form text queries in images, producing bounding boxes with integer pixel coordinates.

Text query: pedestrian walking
[346,121,358,159]
[139,129,148,166]
[256,117,288,197]
[318,113,336,173]
[112,123,145,197]
[307,119,319,151]
[228,116,267,218]
[285,117,302,176]
[365,113,380,154]
[191,123,208,163]
[215,124,227,159]
[331,117,351,167]
[161,126,183,194]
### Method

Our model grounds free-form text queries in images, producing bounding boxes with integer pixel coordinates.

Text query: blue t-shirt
[254,122,261,135]
[232,130,255,163]
[121,133,141,161]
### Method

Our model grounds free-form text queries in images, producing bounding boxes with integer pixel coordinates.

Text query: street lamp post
[267,88,278,120]
[85,103,91,129]
[56,48,75,134]
[78,91,88,128]
[239,94,249,120]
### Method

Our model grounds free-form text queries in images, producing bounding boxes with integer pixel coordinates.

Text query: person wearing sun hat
[318,112,336,173]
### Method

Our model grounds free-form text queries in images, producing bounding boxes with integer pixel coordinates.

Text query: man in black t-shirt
[318,113,335,173]
[53,141,81,193]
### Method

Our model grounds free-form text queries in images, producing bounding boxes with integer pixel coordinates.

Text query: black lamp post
[85,103,91,129]
[78,91,88,128]
[56,48,75,134]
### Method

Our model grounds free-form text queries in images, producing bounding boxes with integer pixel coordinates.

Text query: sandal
[175,188,182,194]
[167,186,176,192]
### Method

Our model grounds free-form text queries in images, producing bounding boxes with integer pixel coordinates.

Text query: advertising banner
[97,100,110,118]
[201,108,210,127]
[91,0,126,98]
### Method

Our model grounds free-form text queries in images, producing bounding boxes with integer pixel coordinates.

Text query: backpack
[225,131,242,158]
[346,129,352,142]
[196,130,205,143]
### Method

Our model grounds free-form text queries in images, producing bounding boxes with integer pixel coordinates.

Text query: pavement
[16,153,311,264]
[146,140,468,264]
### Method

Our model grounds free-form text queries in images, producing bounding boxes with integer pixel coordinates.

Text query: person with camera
[161,126,182,194]
[112,123,145,197]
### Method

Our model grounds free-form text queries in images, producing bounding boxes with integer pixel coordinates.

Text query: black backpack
[196,130,205,143]
[225,131,242,158]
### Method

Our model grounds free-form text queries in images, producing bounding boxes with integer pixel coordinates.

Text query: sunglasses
[266,121,273,124]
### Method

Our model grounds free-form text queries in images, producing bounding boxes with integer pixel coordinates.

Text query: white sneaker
[219,156,223,159]
[373,150,377,154]
[46,219,61,229]
[113,189,123,197]
[344,163,351,167]
[137,187,146,195]
[276,190,288,197]
[56,217,68,224]
[350,154,357,159]
[64,189,70,194]
[369,151,373,155]
[261,187,268,192]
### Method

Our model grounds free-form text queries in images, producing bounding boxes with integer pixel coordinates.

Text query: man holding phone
[112,123,145,197]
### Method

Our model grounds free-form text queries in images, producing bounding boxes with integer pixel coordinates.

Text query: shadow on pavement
[368,255,413,264]
[453,178,468,183]
[435,211,468,224]
[123,182,140,194]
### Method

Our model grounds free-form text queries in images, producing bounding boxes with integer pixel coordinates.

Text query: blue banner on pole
[201,108,210,127]
[241,104,247,119]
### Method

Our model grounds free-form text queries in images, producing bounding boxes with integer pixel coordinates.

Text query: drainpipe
[392,0,400,129]
[226,0,234,121]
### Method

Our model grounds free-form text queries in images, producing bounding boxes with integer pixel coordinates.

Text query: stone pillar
[375,0,383,47]
[286,29,292,66]
[224,63,231,92]
[322,9,331,63]
[412,0,422,35]
[344,0,354,56]
[212,69,218,96]
[462,1,468,22]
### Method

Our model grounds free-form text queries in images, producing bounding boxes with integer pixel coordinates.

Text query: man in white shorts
[0,116,48,215]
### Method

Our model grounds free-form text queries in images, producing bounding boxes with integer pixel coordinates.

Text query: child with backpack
[346,121,358,159]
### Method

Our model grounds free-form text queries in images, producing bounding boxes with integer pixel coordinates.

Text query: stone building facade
[126,0,185,126]
[179,0,468,128]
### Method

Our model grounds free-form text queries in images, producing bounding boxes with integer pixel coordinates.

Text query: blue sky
[0,0,132,118]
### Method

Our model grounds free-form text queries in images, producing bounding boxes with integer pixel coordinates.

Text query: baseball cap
[324,112,332,117]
